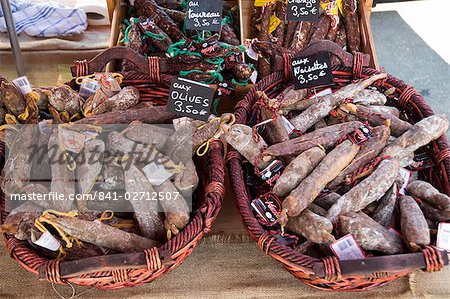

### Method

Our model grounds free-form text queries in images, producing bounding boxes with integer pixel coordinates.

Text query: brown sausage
[399,195,430,251]
[406,180,450,211]
[339,212,404,254]
[281,139,360,220]
[273,147,326,197]
[327,159,400,223]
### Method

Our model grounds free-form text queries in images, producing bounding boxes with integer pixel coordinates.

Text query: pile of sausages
[249,0,361,79]
[226,73,450,256]
[119,0,253,84]
[1,74,233,261]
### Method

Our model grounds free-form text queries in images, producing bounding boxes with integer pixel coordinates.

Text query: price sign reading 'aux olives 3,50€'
[287,0,320,22]
[167,78,214,121]
[291,52,334,90]
[185,0,223,32]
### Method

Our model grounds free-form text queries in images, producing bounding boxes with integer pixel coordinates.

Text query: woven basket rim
[227,67,450,291]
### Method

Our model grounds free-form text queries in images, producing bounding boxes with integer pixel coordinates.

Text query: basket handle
[70,46,151,77]
[313,249,449,279]
[37,248,172,280]
[294,40,371,69]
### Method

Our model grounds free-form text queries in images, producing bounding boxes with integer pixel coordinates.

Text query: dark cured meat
[342,0,361,52]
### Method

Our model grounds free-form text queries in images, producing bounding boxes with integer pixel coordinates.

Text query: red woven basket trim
[352,52,364,79]
[74,59,89,77]
[205,182,225,197]
[44,260,64,284]
[257,233,276,255]
[398,85,417,110]
[144,247,162,272]
[422,246,445,272]
[147,57,161,84]
[435,148,450,163]
[322,256,342,282]
[111,269,129,283]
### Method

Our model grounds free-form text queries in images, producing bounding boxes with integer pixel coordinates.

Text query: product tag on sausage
[173,117,194,131]
[408,153,435,170]
[224,53,242,69]
[291,53,333,90]
[256,16,282,34]
[33,231,60,252]
[12,76,32,95]
[437,223,450,252]
[79,81,100,99]
[167,77,214,121]
[308,87,332,99]
[58,127,86,153]
[217,82,235,98]
[254,0,275,7]
[398,168,412,195]
[185,0,223,32]
[347,126,373,146]
[251,192,282,227]
[250,70,258,84]
[281,115,296,135]
[274,231,299,246]
[330,234,366,260]
[244,39,259,61]
[260,160,284,185]
[95,73,121,94]
[143,162,175,186]
[287,0,320,22]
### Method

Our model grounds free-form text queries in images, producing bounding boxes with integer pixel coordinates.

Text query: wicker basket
[226,41,450,291]
[0,61,226,289]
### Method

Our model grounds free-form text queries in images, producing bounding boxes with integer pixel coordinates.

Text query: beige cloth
[1,237,449,298]
[0,26,110,51]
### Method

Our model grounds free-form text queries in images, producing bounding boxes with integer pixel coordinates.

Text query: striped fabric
[0,0,87,37]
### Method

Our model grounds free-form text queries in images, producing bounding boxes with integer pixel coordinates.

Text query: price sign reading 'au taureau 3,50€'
[185,0,223,32]
[291,52,334,90]
[287,0,320,22]
[167,78,214,121]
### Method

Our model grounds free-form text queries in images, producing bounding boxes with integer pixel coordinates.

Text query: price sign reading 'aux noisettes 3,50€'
[287,0,320,22]
[185,0,223,32]
[291,52,334,90]
[167,78,214,122]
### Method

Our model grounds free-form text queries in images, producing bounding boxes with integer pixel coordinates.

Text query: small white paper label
[250,70,258,84]
[12,76,32,95]
[33,231,60,252]
[173,117,193,131]
[330,234,366,261]
[311,88,332,98]
[281,116,295,135]
[244,39,259,61]
[143,162,175,186]
[59,128,86,153]
[79,81,100,99]
[398,168,412,195]
[437,223,450,252]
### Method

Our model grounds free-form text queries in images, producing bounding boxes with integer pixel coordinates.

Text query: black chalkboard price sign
[287,0,320,22]
[291,52,333,90]
[185,0,223,32]
[167,78,214,121]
